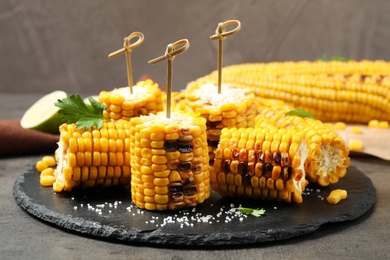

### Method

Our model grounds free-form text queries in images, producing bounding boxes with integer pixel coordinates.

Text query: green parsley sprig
[319,54,349,62]
[55,94,106,130]
[237,206,266,217]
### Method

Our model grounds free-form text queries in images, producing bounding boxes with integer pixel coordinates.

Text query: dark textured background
[1,0,390,94]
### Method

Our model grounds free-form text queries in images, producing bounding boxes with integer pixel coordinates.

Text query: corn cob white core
[295,139,307,191]
[54,142,66,188]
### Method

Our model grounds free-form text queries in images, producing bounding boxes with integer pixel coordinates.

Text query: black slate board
[13,165,375,247]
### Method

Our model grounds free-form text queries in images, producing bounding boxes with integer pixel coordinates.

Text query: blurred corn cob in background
[52,120,132,192]
[184,83,256,166]
[98,80,164,121]
[189,60,390,123]
[129,112,210,211]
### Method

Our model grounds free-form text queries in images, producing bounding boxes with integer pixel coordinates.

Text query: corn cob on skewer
[53,120,132,192]
[212,127,309,203]
[129,112,210,211]
[190,61,390,123]
[98,80,164,121]
[255,104,350,186]
[185,83,256,166]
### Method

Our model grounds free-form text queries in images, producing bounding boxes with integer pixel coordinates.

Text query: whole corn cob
[129,112,210,211]
[184,83,256,166]
[255,104,350,186]
[196,60,390,78]
[212,127,309,203]
[52,120,132,192]
[98,80,164,121]
[190,61,390,123]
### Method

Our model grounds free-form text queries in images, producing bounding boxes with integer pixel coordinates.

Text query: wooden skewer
[210,20,241,94]
[149,39,190,119]
[108,32,144,94]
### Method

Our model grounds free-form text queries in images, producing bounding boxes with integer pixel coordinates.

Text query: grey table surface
[1,94,389,260]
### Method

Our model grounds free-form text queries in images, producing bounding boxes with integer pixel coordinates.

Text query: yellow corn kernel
[40,168,54,176]
[334,122,347,130]
[40,175,55,187]
[350,127,361,134]
[36,160,49,172]
[368,120,379,128]
[327,189,348,204]
[348,139,363,151]
[42,156,56,167]
[379,121,389,129]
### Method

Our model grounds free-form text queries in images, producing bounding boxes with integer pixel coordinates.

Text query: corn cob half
[255,104,350,186]
[212,127,308,203]
[190,61,390,123]
[53,120,132,192]
[129,112,210,211]
[98,79,164,121]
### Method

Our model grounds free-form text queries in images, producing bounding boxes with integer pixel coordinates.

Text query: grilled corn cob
[98,79,164,121]
[185,83,256,166]
[212,127,308,203]
[255,104,350,186]
[52,120,131,192]
[129,111,210,211]
[190,61,390,123]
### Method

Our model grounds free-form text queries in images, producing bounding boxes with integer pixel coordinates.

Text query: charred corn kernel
[334,122,347,130]
[349,139,363,151]
[184,83,256,166]
[98,80,164,121]
[49,120,132,192]
[190,61,390,123]
[130,111,210,211]
[255,104,350,186]
[327,189,348,204]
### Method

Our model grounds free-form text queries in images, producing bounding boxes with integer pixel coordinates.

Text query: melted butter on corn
[99,80,164,120]
[190,83,248,107]
[111,85,151,101]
